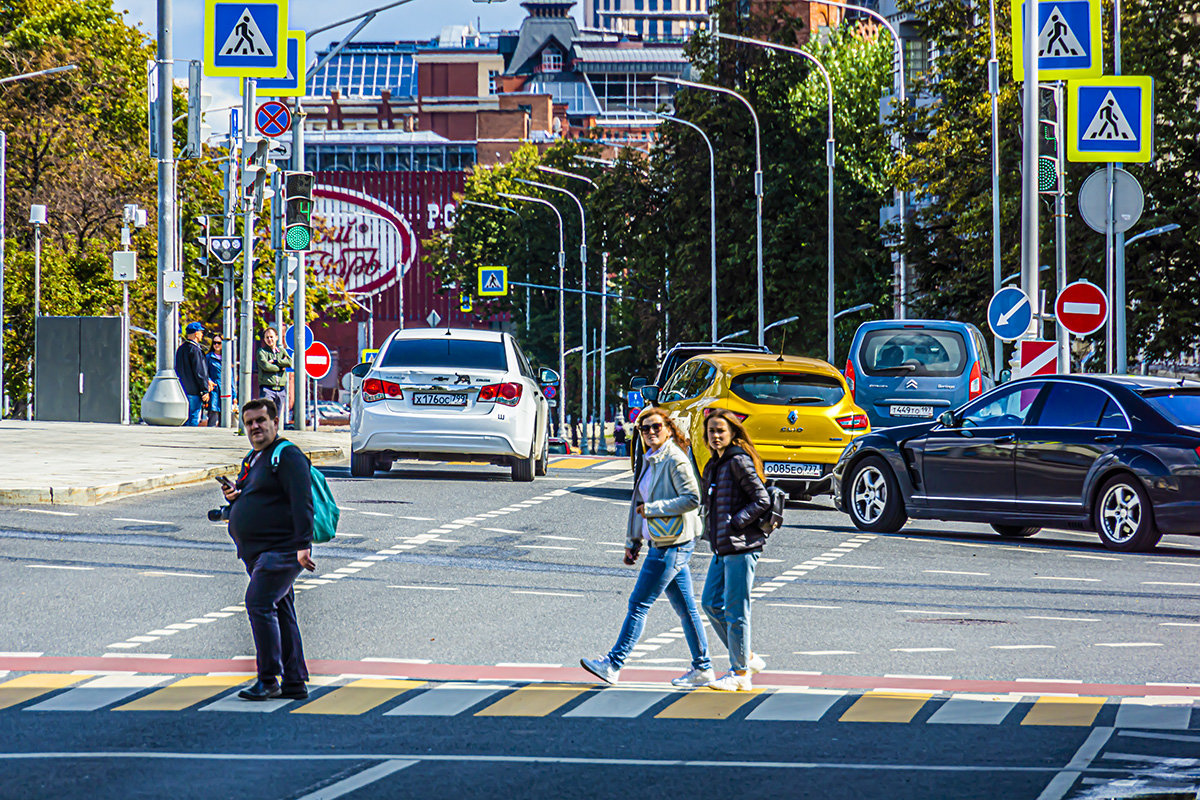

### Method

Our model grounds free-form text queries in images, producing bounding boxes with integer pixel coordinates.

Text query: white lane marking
[113,518,172,525]
[1015,678,1083,684]
[511,590,583,598]
[991,645,1055,650]
[890,648,955,653]
[398,516,436,521]
[540,535,584,541]
[127,636,159,643]
[824,564,884,570]
[1159,622,1200,627]
[767,603,841,610]
[0,652,42,658]
[896,610,962,615]
[1064,554,1120,561]
[141,571,213,579]
[166,623,196,630]
[441,523,464,529]
[146,630,180,636]
[924,570,990,576]
[1025,615,1099,622]
[794,650,858,655]
[1036,727,1113,800]
[483,527,521,534]
[26,564,93,571]
[1032,576,1101,582]
[337,533,364,538]
[362,657,433,664]
[204,612,235,618]
[357,511,392,518]
[884,674,956,680]
[347,561,375,568]
[1094,642,1163,648]
[1142,581,1200,588]
[104,643,141,649]
[387,585,459,591]
[334,568,360,574]
[495,662,562,668]
[1146,561,1200,568]
[944,542,989,549]
[19,508,77,516]
[523,545,575,551]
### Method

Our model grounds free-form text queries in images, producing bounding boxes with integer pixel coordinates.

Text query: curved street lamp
[653,74,765,349]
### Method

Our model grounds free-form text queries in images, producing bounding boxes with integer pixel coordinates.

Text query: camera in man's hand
[207,506,231,522]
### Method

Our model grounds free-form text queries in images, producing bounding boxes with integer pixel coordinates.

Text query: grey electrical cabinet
[35,316,123,423]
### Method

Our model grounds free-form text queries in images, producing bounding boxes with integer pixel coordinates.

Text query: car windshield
[730,372,845,407]
[1141,389,1200,427]
[379,338,507,370]
[859,329,968,378]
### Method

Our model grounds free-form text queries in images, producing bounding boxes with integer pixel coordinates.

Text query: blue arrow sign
[988,287,1034,341]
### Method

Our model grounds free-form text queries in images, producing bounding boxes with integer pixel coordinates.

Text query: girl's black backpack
[757,485,787,536]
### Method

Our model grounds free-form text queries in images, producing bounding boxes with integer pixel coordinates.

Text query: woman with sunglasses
[700,408,771,691]
[580,407,714,687]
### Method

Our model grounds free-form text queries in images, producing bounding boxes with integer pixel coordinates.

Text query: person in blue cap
[175,322,213,426]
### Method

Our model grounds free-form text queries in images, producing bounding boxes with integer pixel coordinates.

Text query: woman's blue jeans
[607,539,711,671]
[702,550,760,672]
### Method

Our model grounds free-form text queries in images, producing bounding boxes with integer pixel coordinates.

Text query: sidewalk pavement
[0,420,349,506]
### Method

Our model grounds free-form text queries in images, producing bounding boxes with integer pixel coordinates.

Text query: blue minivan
[844,320,997,429]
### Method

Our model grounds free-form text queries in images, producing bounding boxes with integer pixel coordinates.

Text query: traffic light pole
[238,79,256,431]
[1020,0,1040,344]
[293,104,308,431]
[1054,81,1069,373]
[220,134,238,428]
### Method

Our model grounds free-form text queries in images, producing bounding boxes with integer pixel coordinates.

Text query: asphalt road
[1,456,1198,799]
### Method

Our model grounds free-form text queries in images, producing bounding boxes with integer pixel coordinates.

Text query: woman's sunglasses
[638,422,664,434]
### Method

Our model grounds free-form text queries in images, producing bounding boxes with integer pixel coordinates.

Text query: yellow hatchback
[648,353,871,499]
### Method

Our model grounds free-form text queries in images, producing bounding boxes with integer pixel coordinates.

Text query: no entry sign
[304,340,332,381]
[1055,280,1109,336]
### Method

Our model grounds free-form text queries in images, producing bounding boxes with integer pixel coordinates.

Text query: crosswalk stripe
[564,687,675,718]
[655,688,763,720]
[292,679,425,716]
[384,682,510,716]
[1114,697,1196,730]
[475,684,591,717]
[745,688,844,722]
[927,694,1021,726]
[550,458,603,469]
[1020,696,1106,726]
[115,674,253,711]
[839,692,933,724]
[0,674,91,711]
[25,675,170,712]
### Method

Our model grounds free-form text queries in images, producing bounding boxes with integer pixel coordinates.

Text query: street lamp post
[715,33,836,362]
[28,205,46,318]
[652,112,718,341]
[764,315,799,336]
[820,0,907,318]
[499,192,567,437]
[717,329,749,343]
[653,75,765,347]
[834,302,873,321]
[517,175,593,453]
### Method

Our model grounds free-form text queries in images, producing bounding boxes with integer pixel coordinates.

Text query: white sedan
[349,328,555,481]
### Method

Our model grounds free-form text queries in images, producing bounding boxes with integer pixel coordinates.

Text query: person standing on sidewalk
[221,397,315,701]
[256,327,291,427]
[174,322,213,427]
[205,333,234,428]
[699,408,771,692]
[580,407,714,688]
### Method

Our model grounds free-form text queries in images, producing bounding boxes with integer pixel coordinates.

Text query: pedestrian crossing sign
[243,31,305,97]
[204,0,289,78]
[1011,0,1101,81]
[1068,76,1154,163]
[478,266,507,297]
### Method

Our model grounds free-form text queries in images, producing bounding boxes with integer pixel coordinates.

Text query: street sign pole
[1020,0,1041,345]
[221,120,237,427]
[293,102,308,430]
[1054,81,1070,373]
[1112,0,1126,373]
[598,251,608,454]
[238,78,256,432]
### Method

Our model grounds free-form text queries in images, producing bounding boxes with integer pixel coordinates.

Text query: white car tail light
[363,377,403,403]
[479,382,523,407]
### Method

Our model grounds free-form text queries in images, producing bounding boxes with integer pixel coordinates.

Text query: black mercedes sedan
[831,375,1200,552]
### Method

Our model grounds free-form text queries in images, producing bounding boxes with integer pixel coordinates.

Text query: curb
[0,446,347,507]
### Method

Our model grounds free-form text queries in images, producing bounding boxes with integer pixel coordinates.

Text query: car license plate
[764,462,822,478]
[413,392,467,407]
[890,404,934,418]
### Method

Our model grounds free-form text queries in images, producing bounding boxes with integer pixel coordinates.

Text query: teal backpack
[267,440,340,544]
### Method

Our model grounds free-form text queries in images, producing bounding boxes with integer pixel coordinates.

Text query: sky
[116,0,539,134]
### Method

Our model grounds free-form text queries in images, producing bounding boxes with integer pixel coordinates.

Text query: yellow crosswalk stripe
[475,684,591,717]
[839,691,934,723]
[0,673,91,711]
[1020,696,1106,726]
[655,688,763,720]
[550,458,601,469]
[292,679,425,716]
[115,674,254,711]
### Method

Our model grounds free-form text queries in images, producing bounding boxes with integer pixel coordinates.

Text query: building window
[488,69,499,95]
[541,47,563,73]
[904,37,928,86]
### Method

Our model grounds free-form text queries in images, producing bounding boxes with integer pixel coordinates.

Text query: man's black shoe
[279,683,309,700]
[237,680,281,701]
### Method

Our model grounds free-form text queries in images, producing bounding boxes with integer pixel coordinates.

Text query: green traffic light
[1038,156,1057,192]
[285,225,312,250]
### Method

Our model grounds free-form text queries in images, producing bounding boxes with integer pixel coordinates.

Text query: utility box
[35,316,123,423]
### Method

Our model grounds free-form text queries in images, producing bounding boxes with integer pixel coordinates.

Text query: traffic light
[243,137,276,212]
[193,214,212,276]
[1038,86,1059,194]
[283,171,315,251]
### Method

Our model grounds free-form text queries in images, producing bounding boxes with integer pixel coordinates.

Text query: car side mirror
[350,362,372,378]
[539,367,560,384]
[641,384,660,404]
[998,368,1012,384]
[938,410,958,428]
[630,376,647,390]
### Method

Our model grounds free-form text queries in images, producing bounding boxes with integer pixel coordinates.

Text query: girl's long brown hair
[635,406,689,452]
[704,408,765,481]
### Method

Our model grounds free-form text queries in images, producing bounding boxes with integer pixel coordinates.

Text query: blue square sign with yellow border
[1068,76,1154,163]
[478,266,507,297]
[1012,0,1101,81]
[244,31,306,96]
[204,0,289,78]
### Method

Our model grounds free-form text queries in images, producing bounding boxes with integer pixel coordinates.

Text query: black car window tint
[379,339,507,370]
[1141,390,1200,426]
[1097,399,1128,429]
[1035,383,1110,428]
[662,362,696,401]
[962,384,1041,428]
[731,372,844,406]
[686,362,717,398]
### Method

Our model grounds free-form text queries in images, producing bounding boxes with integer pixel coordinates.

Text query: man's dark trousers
[243,550,308,685]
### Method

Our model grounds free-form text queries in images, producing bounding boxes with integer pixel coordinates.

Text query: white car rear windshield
[380,339,507,370]
[859,329,968,378]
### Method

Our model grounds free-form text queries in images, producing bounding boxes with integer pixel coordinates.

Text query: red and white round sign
[304,341,332,381]
[1055,281,1109,337]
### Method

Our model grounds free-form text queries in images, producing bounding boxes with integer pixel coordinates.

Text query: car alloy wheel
[1095,474,1161,552]
[845,455,907,533]
[851,465,887,525]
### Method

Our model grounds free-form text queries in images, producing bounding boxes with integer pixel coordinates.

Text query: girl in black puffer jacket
[700,409,771,691]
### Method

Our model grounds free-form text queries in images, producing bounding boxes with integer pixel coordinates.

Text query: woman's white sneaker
[580,656,620,685]
[707,670,753,692]
[671,667,716,687]
[746,653,766,674]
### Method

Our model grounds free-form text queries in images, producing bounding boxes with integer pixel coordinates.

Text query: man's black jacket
[229,438,314,561]
[174,339,208,396]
